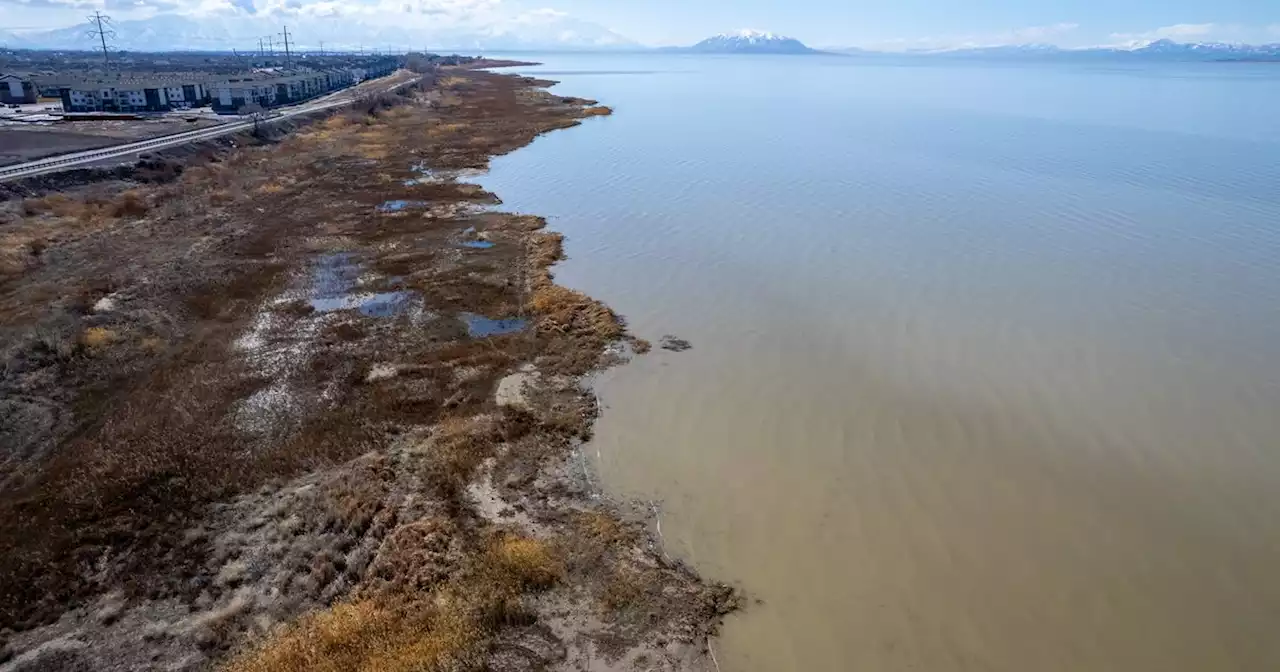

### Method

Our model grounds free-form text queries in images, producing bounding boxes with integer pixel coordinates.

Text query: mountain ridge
[684,30,821,54]
[829,38,1280,61]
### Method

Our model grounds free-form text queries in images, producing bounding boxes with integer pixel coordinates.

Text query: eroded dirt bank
[0,70,735,672]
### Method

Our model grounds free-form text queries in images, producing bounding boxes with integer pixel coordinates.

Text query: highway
[0,73,418,183]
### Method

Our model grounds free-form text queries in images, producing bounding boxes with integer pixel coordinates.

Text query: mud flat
[0,69,734,672]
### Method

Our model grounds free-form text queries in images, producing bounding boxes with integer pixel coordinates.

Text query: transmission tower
[279,25,293,69]
[86,11,115,68]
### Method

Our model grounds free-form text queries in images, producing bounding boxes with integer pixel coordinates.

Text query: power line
[279,25,293,69]
[86,11,115,68]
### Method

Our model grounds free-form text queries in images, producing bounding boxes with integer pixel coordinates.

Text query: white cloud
[1105,22,1278,47]
[856,22,1080,52]
[3,0,636,50]
[1,0,510,23]
[1108,22,1216,46]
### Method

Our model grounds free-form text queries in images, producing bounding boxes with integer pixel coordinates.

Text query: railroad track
[0,73,418,183]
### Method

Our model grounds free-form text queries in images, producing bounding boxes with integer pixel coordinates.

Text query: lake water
[479,53,1280,671]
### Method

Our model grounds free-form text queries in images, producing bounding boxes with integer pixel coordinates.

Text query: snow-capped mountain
[849,38,1280,61]
[688,30,818,54]
[1123,38,1280,59]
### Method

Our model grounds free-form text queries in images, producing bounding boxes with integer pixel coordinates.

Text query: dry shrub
[363,519,459,594]
[229,533,560,672]
[486,534,561,591]
[582,106,613,117]
[575,511,631,548]
[322,115,352,131]
[21,194,75,217]
[257,182,285,194]
[356,144,390,161]
[0,247,30,278]
[80,326,118,350]
[529,230,565,270]
[109,190,150,218]
[225,599,484,672]
[600,567,648,612]
[317,454,393,535]
[421,416,500,500]
[529,284,622,342]
[526,232,562,270]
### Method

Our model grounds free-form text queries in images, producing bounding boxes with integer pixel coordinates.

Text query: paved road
[0,73,418,183]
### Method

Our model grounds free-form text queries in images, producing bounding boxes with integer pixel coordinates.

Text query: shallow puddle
[459,313,528,337]
[311,291,414,317]
[456,226,495,249]
[408,163,489,184]
[308,253,414,317]
[312,252,360,297]
[378,200,427,213]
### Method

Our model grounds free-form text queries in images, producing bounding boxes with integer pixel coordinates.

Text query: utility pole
[258,37,264,58]
[318,40,324,56]
[265,36,274,57]
[86,11,115,68]
[279,25,292,69]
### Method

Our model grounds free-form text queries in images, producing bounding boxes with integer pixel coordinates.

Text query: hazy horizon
[2,0,1278,53]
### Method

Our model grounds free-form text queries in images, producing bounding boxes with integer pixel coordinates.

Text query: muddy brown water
[480,54,1280,670]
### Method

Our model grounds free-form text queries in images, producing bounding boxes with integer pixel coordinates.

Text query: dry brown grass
[582,106,614,117]
[421,415,497,500]
[322,115,353,131]
[600,566,650,612]
[0,245,34,278]
[20,190,149,223]
[356,144,391,160]
[228,533,560,672]
[224,599,484,672]
[79,327,119,350]
[575,510,633,548]
[109,190,150,217]
[530,284,623,342]
[487,534,562,590]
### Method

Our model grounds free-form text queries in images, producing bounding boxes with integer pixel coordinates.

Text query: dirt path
[0,70,734,672]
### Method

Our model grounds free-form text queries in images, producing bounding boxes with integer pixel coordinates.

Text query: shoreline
[0,69,734,671]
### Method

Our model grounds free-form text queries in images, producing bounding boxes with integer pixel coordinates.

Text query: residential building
[0,73,38,104]
[58,77,210,113]
[208,65,373,113]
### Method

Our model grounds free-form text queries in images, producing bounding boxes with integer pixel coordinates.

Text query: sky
[4,0,1280,49]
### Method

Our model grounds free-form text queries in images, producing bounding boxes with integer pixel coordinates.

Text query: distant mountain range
[831,38,1280,61]
[683,30,820,55]
[0,14,637,53]
[3,17,1279,62]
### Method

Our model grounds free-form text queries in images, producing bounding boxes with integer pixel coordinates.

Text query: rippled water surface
[480,53,1280,671]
